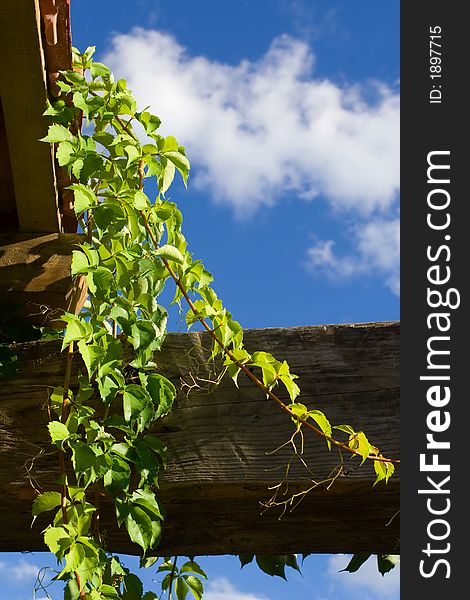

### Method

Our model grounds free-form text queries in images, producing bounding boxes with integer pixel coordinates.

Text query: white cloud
[10,559,41,581]
[204,577,269,600]
[327,554,400,599]
[306,218,399,295]
[103,29,399,217]
[102,28,399,293]
[0,558,40,581]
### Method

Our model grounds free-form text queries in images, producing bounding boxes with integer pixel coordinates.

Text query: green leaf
[41,124,73,143]
[138,111,161,134]
[61,313,93,350]
[223,348,251,387]
[142,143,159,155]
[141,435,167,466]
[71,442,109,486]
[134,190,151,210]
[123,573,144,599]
[175,577,190,600]
[374,459,395,485]
[78,340,106,378]
[66,542,87,571]
[156,244,184,264]
[88,266,116,301]
[141,373,176,418]
[99,584,120,598]
[156,559,176,574]
[56,140,75,166]
[68,183,97,216]
[130,488,164,520]
[97,368,124,404]
[90,61,111,78]
[124,144,140,167]
[340,553,372,573]
[123,384,151,423]
[251,352,281,389]
[44,526,71,557]
[334,424,356,436]
[164,151,190,185]
[307,410,332,449]
[184,575,204,600]
[180,561,207,579]
[32,491,62,520]
[377,554,400,575]
[103,454,131,494]
[350,431,371,464]
[125,504,161,553]
[285,554,302,574]
[48,421,70,445]
[71,250,91,276]
[64,578,80,600]
[162,136,179,152]
[159,160,176,194]
[239,554,254,568]
[288,402,308,420]
[131,321,160,351]
[255,555,287,580]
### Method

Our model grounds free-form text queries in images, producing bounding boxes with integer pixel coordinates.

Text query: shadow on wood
[0,233,87,326]
[0,322,400,555]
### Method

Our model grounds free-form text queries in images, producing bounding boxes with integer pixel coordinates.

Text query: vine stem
[168,556,178,600]
[138,207,399,466]
[56,341,86,599]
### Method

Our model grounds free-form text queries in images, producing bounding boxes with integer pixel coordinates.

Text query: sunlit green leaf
[134,190,151,210]
[78,340,106,378]
[156,244,184,264]
[68,183,97,216]
[175,577,190,600]
[41,124,73,143]
[32,491,62,519]
[184,575,204,600]
[377,554,400,575]
[48,421,70,445]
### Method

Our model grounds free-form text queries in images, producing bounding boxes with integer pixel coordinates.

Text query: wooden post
[0,0,61,232]
[0,322,400,555]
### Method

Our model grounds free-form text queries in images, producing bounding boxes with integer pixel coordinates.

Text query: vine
[28,46,399,598]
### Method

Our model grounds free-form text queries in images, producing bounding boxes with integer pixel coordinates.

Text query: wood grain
[0,233,87,325]
[0,322,400,555]
[0,0,60,232]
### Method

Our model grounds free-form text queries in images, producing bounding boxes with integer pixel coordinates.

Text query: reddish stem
[140,213,399,466]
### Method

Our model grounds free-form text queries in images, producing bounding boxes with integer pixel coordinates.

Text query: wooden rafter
[0,322,400,555]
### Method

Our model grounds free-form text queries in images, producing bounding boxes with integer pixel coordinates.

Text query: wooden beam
[0,322,400,555]
[0,232,87,325]
[0,0,60,232]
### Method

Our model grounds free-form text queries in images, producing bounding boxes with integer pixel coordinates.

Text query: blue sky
[2,1,399,598]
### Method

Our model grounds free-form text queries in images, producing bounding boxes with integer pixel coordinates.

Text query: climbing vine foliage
[33,47,397,598]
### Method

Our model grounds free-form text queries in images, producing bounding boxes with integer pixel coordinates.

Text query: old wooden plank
[0,322,400,555]
[0,0,60,232]
[0,99,19,231]
[0,232,87,324]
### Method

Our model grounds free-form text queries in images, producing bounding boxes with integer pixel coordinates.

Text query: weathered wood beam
[0,232,87,325]
[0,0,60,232]
[0,322,400,555]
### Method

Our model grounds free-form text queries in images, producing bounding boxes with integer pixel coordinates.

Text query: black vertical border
[401,3,467,598]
